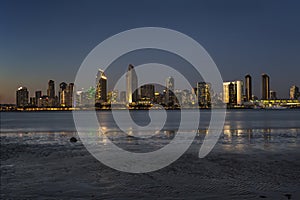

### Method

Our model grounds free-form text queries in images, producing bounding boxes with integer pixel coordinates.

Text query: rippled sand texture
[1,135,300,200]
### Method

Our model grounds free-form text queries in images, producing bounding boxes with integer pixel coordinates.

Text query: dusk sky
[1,0,300,103]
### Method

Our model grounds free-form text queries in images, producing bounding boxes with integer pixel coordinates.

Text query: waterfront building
[270,90,277,100]
[223,80,244,106]
[35,91,42,106]
[47,80,56,106]
[140,84,155,101]
[29,97,36,106]
[196,82,211,108]
[290,85,299,100]
[66,83,74,107]
[95,69,107,104]
[16,87,29,107]
[165,76,175,105]
[261,73,270,100]
[126,64,138,103]
[59,82,68,107]
[245,74,252,101]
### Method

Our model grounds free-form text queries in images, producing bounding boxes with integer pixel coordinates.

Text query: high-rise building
[140,84,155,101]
[290,85,299,99]
[59,82,68,106]
[165,76,174,105]
[223,80,244,106]
[245,74,252,101]
[47,80,55,98]
[126,64,138,103]
[35,91,42,106]
[196,82,211,108]
[16,87,29,107]
[228,82,236,105]
[66,83,74,107]
[95,69,107,104]
[261,73,270,100]
[47,80,56,107]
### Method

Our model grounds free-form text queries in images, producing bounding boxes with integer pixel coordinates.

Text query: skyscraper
[47,80,56,107]
[223,80,244,106]
[228,82,236,105]
[35,90,42,106]
[66,83,74,107]
[165,76,174,105]
[16,87,29,107]
[95,69,107,104]
[126,64,138,103]
[59,82,68,106]
[290,85,299,99]
[245,74,252,101]
[140,84,155,101]
[196,82,211,108]
[47,80,55,98]
[261,73,270,100]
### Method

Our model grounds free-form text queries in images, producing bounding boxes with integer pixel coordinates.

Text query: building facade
[223,80,244,106]
[95,69,107,104]
[35,90,42,106]
[196,82,211,108]
[66,83,74,107]
[47,80,56,107]
[126,64,138,103]
[290,85,299,100]
[261,73,270,100]
[16,87,29,107]
[165,76,175,105]
[140,84,155,101]
[245,74,252,101]
[59,82,68,106]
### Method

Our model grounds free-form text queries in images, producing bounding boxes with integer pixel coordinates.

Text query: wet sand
[1,134,300,200]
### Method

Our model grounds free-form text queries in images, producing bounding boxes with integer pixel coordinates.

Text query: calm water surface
[1,110,299,148]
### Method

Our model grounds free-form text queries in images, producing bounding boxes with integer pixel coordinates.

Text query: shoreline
[1,107,300,112]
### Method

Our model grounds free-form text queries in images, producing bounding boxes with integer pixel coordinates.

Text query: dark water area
[1,110,300,199]
[1,109,300,133]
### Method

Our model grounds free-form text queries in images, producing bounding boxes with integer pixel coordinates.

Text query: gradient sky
[1,0,300,103]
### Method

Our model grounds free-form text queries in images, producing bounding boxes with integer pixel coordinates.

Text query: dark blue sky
[1,0,300,103]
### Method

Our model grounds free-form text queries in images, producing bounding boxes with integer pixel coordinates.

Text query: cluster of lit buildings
[15,80,74,109]
[4,64,300,110]
[82,64,299,109]
[84,65,212,109]
[222,74,300,108]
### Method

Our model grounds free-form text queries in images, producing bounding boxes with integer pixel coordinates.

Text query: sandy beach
[1,131,300,200]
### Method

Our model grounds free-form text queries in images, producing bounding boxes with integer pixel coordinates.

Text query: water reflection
[1,126,299,152]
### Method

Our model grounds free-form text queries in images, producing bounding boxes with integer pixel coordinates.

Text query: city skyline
[6,70,299,104]
[11,68,300,109]
[1,1,300,103]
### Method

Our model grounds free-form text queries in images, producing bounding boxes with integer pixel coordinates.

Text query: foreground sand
[1,134,300,200]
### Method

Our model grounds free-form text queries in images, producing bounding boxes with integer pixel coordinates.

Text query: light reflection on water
[1,127,299,147]
[1,110,299,151]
